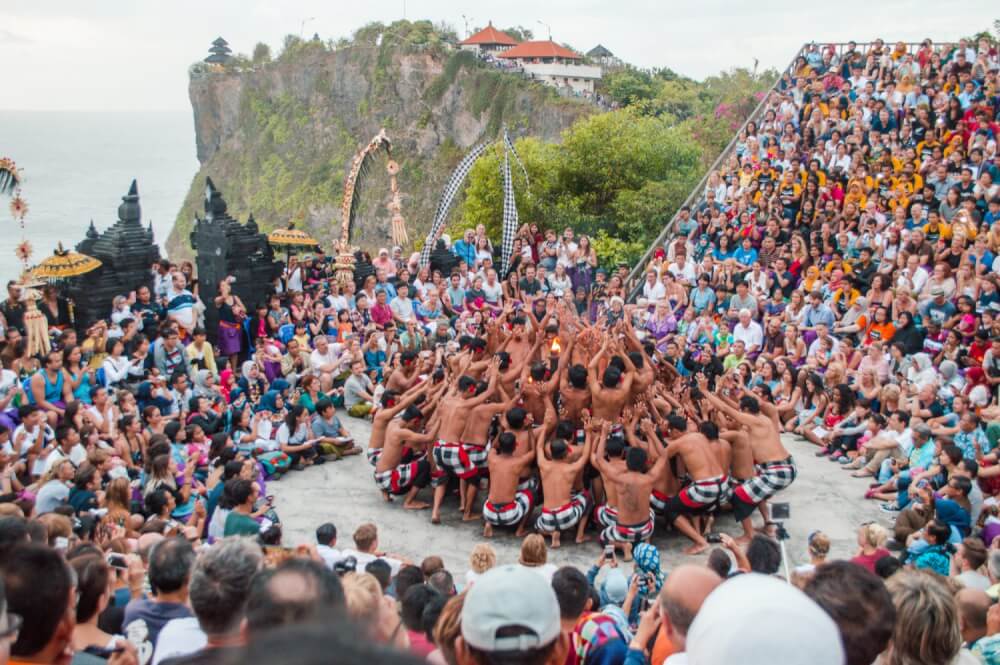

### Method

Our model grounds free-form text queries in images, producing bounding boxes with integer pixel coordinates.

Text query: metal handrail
[624,39,959,301]
[625,42,808,300]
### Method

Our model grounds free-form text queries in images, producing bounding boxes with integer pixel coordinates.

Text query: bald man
[957,587,990,651]
[628,564,721,662]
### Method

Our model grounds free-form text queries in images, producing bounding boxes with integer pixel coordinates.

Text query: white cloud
[0,0,995,111]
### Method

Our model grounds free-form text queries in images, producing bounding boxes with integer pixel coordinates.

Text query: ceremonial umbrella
[267,224,320,266]
[31,243,102,281]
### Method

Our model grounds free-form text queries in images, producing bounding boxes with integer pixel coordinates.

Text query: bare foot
[756,523,777,538]
[431,513,441,525]
[515,526,528,537]
[463,513,481,522]
[483,523,493,538]
[623,543,633,562]
[684,542,710,555]
[550,533,561,549]
[575,534,591,544]
[403,500,430,510]
[735,534,752,546]
[381,491,393,503]
[702,515,715,535]
[343,446,362,456]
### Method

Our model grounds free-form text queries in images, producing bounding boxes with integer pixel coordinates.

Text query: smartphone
[706,533,723,544]
[603,544,615,560]
[106,553,129,570]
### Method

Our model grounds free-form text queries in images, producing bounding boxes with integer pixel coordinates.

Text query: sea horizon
[0,109,196,284]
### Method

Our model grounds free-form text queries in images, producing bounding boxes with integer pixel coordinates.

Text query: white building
[498,40,601,94]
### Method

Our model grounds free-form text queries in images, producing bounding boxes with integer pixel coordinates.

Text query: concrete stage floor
[272,413,885,577]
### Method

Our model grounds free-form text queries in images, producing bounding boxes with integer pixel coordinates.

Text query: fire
[551,337,562,355]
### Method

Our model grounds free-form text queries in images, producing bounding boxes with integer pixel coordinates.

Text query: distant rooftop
[499,40,581,60]
[587,44,614,58]
[460,21,518,46]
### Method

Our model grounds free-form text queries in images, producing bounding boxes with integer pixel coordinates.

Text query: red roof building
[459,22,518,47]
[497,40,581,61]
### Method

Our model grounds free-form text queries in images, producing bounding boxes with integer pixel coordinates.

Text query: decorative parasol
[267,223,320,269]
[31,242,102,281]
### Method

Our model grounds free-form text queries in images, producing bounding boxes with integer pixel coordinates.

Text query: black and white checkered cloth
[503,130,529,189]
[500,147,518,277]
[420,140,493,267]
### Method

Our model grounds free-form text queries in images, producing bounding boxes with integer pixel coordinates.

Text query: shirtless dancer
[430,361,500,524]
[588,338,636,422]
[482,432,537,538]
[656,414,731,555]
[535,425,593,548]
[590,425,626,536]
[698,375,797,542]
[385,350,421,393]
[374,406,437,509]
[592,420,669,560]
[367,382,432,481]
[458,386,518,520]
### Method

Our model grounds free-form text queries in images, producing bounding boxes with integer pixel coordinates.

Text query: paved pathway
[272,414,886,577]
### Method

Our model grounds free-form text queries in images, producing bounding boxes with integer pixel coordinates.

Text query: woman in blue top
[712,235,734,261]
[62,344,94,405]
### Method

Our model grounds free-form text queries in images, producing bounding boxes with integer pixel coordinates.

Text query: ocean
[0,110,196,282]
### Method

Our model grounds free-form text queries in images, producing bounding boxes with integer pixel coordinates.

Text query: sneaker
[879,502,900,513]
[837,456,851,464]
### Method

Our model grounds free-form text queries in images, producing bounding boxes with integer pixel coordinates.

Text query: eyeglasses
[0,612,22,641]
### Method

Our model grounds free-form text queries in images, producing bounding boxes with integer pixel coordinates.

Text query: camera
[769,502,790,521]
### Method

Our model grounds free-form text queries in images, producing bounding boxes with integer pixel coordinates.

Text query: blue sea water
[0,110,196,282]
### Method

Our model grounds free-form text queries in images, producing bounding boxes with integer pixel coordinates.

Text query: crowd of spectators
[0,36,1000,665]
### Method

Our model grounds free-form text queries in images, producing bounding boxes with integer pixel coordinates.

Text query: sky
[0,0,993,111]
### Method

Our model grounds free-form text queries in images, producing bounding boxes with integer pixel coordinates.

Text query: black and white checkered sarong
[535,490,591,533]
[482,489,534,527]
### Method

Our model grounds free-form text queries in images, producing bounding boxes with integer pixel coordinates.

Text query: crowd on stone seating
[1,36,1000,665]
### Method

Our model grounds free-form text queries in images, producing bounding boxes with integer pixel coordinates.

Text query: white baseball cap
[688,573,844,665]
[460,565,561,652]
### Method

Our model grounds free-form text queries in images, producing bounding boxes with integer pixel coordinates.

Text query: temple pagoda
[190,177,281,337]
[204,37,233,65]
[68,180,161,330]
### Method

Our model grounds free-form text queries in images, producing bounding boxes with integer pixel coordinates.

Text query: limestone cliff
[169,23,595,257]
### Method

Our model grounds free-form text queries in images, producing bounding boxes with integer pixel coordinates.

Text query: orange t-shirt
[650,624,677,663]
[866,322,896,345]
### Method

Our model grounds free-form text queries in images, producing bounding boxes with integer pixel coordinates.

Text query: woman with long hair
[214,277,246,372]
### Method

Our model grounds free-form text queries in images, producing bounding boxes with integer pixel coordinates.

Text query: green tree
[502,26,534,42]
[457,110,701,268]
[252,42,272,66]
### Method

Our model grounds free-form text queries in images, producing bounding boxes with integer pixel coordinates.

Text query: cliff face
[170,39,594,257]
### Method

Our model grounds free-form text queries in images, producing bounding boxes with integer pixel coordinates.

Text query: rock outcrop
[170,22,595,257]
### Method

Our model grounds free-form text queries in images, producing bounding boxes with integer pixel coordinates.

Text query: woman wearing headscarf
[249,390,292,478]
[906,353,937,389]
[891,311,925,356]
[625,543,664,627]
[238,360,267,405]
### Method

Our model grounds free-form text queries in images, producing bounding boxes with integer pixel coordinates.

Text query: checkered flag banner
[503,129,529,191]
[420,140,493,266]
[500,147,519,277]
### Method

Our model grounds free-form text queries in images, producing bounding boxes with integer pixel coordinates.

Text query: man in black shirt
[518,264,544,297]
[0,281,24,334]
